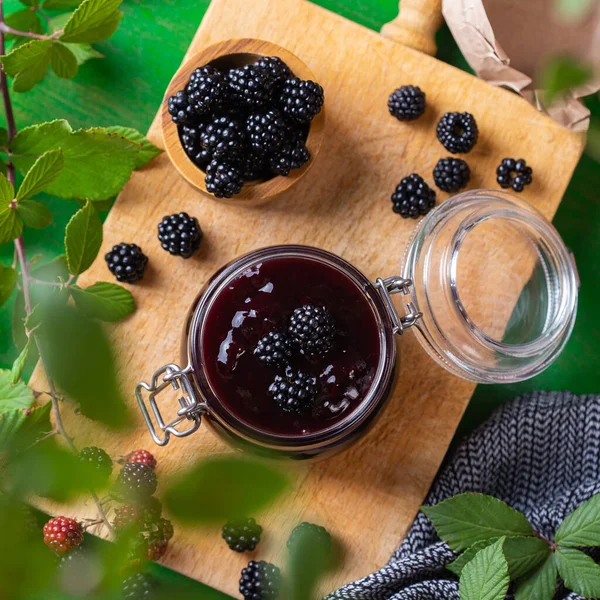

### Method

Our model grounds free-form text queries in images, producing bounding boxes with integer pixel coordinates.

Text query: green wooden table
[1,0,599,595]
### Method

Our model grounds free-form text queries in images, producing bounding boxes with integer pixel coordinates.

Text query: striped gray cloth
[328,391,600,600]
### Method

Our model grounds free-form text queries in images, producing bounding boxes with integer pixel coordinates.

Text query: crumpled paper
[442,0,600,131]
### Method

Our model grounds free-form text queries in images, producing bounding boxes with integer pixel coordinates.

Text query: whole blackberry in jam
[116,463,157,501]
[254,56,292,87]
[268,132,310,176]
[122,572,158,600]
[167,90,198,125]
[240,560,281,600]
[242,149,266,180]
[205,160,244,198]
[127,449,158,470]
[105,243,148,284]
[43,516,83,555]
[390,173,436,219]
[436,112,478,154]
[496,158,533,192]
[222,517,263,552]
[254,331,293,367]
[433,157,471,193]
[158,212,203,258]
[186,65,225,115]
[227,64,273,109]
[246,109,287,154]
[288,304,335,355]
[201,116,245,160]
[287,522,332,552]
[278,78,324,123]
[78,446,112,480]
[388,85,426,121]
[268,366,318,414]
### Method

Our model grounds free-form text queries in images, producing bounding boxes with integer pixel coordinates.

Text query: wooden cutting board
[33,0,585,596]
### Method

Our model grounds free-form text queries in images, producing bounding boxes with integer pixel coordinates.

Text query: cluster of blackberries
[252,304,335,414]
[168,56,324,198]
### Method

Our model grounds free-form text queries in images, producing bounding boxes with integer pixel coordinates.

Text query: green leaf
[60,0,123,43]
[71,281,135,322]
[0,369,35,413]
[11,57,49,92]
[63,42,103,65]
[15,199,52,229]
[104,125,162,168]
[540,56,593,105]
[48,11,71,32]
[5,9,43,41]
[514,555,557,600]
[422,493,533,552]
[49,41,78,78]
[0,172,15,201]
[44,0,82,8]
[18,0,42,6]
[16,148,64,201]
[555,547,600,597]
[0,408,26,450]
[0,39,52,92]
[165,456,289,523]
[555,493,600,547]
[459,538,509,600]
[0,264,18,307]
[555,0,595,21]
[33,253,70,282]
[37,301,129,428]
[11,121,139,201]
[0,204,23,246]
[11,337,33,384]
[64,199,102,275]
[18,402,51,448]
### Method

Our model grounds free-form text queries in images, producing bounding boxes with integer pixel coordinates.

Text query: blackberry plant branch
[0,22,60,40]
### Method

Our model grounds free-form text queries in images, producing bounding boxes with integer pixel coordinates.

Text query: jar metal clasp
[135,363,206,446]
[374,276,422,335]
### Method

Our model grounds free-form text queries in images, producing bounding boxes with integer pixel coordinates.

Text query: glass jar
[136,190,578,458]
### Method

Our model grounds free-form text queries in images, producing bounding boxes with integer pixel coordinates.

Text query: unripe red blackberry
[127,449,157,470]
[43,516,83,555]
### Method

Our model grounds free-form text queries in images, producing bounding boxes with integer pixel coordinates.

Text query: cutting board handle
[380,0,443,56]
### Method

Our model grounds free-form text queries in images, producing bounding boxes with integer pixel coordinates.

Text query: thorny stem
[0,0,114,539]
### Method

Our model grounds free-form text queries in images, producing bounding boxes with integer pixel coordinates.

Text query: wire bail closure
[374,276,422,335]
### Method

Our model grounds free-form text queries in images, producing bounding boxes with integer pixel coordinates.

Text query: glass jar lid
[400,190,579,384]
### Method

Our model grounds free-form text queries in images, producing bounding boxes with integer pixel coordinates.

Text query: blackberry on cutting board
[105,243,148,284]
[269,366,318,414]
[496,158,533,192]
[246,109,287,154]
[186,65,225,115]
[201,116,246,161]
[240,560,281,600]
[122,572,158,600]
[78,446,113,480]
[167,90,197,125]
[268,131,310,176]
[288,304,335,355]
[287,522,332,552]
[278,78,324,123]
[43,517,83,555]
[388,85,426,121]
[254,331,293,367]
[436,112,478,154]
[227,63,274,109]
[433,157,471,193]
[126,449,158,470]
[222,517,263,552]
[390,173,436,219]
[205,159,244,198]
[116,463,157,501]
[157,212,203,258]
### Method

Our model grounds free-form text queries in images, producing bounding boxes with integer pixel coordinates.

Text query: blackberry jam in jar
[136,190,579,458]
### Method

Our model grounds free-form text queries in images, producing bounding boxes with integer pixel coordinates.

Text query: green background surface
[0,0,599,594]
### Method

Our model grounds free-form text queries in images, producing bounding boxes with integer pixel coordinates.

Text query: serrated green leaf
[16,148,64,201]
[0,204,23,245]
[165,456,289,523]
[104,125,162,168]
[555,547,600,597]
[11,56,49,92]
[33,253,70,282]
[16,200,52,229]
[0,39,51,92]
[64,199,102,275]
[71,281,135,322]
[0,264,18,307]
[44,0,82,8]
[422,494,533,552]
[0,172,15,201]
[514,555,557,600]
[63,42,103,65]
[11,337,33,384]
[11,121,139,201]
[555,493,600,547]
[60,0,123,43]
[540,56,593,105]
[0,369,35,413]
[18,402,51,448]
[0,408,26,450]
[5,9,43,41]
[48,11,71,33]
[49,41,78,78]
[0,128,7,147]
[459,538,509,600]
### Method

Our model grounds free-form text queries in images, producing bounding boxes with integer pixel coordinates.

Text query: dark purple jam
[201,256,381,436]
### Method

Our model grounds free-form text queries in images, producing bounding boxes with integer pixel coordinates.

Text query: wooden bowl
[161,39,326,206]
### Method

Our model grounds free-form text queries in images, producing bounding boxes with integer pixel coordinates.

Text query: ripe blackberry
[227,64,273,109]
[496,158,533,192]
[254,331,293,367]
[239,560,281,600]
[246,109,287,154]
[254,56,292,87]
[205,160,244,198]
[390,173,436,219]
[436,112,478,154]
[122,572,158,600]
[157,212,203,259]
[127,449,158,470]
[105,243,148,284]
[288,304,335,355]
[287,522,332,552]
[201,116,246,161]
[268,133,310,176]
[78,446,112,480]
[113,503,148,533]
[278,78,324,123]
[269,366,318,414]
[242,150,266,180]
[58,546,87,570]
[43,516,83,555]
[222,517,262,552]
[433,157,471,193]
[167,90,198,125]
[186,65,225,115]
[179,124,212,168]
[388,85,426,121]
[116,463,157,501]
